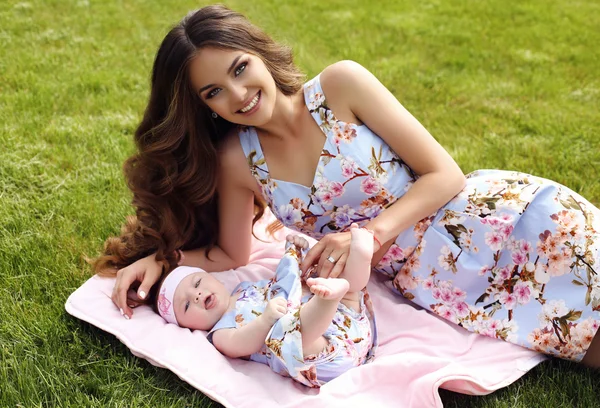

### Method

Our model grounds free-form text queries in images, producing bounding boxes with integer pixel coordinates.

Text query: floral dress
[207,242,375,387]
[238,74,600,362]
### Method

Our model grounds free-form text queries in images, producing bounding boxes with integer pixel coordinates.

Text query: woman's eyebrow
[198,54,243,93]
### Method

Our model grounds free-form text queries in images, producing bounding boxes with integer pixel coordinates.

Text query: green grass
[1,0,599,406]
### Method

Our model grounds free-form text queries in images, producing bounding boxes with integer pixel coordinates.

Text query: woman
[94,5,600,366]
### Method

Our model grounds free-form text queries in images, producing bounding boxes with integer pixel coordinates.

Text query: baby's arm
[211,297,288,358]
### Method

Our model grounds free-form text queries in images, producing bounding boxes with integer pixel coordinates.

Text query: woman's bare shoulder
[319,60,370,93]
[319,60,371,124]
[218,128,257,190]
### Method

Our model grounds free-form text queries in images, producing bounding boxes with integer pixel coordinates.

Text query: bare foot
[306,277,350,300]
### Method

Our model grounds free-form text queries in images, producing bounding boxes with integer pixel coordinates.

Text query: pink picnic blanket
[65,214,546,408]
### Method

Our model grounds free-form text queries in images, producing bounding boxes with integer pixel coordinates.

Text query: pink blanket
[66,215,545,407]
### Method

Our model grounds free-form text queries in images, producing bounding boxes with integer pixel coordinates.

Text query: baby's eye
[234,62,247,77]
[185,301,189,312]
[195,278,201,288]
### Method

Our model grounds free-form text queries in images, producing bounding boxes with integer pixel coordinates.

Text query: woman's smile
[238,91,261,115]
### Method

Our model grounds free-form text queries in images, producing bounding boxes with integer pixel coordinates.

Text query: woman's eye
[234,62,247,77]
[207,88,221,98]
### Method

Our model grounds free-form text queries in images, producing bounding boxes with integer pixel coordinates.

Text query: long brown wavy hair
[92,5,304,279]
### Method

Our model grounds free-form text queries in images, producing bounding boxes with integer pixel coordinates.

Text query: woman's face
[188,47,278,126]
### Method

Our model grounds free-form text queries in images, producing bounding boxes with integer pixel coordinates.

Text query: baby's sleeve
[206,310,237,344]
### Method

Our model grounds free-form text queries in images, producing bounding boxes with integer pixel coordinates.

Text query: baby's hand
[286,234,309,250]
[262,297,288,325]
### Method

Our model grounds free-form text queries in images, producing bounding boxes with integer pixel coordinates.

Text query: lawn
[1,0,599,406]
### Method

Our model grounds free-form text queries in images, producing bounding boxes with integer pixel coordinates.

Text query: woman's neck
[256,89,305,141]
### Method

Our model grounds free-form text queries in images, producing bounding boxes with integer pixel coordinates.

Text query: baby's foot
[306,277,349,300]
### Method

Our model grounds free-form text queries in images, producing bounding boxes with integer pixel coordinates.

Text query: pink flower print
[330,181,345,198]
[452,287,467,301]
[388,245,404,262]
[340,123,357,143]
[432,287,442,299]
[500,213,514,222]
[498,266,511,281]
[514,281,532,305]
[360,177,381,195]
[499,291,517,310]
[395,268,418,290]
[278,204,303,225]
[440,288,454,303]
[547,249,573,277]
[500,225,514,240]
[405,255,421,272]
[437,305,457,323]
[512,251,527,265]
[379,253,392,266]
[486,217,502,229]
[521,240,533,253]
[314,190,334,206]
[487,320,501,332]
[307,92,325,110]
[340,158,358,178]
[422,278,434,290]
[485,231,504,251]
[455,301,470,318]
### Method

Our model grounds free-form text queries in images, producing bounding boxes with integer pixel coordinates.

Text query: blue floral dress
[238,74,600,362]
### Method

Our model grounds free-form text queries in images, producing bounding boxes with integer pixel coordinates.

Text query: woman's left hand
[300,231,353,279]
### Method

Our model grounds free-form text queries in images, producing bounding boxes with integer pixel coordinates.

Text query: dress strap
[303,74,338,133]
[238,126,270,183]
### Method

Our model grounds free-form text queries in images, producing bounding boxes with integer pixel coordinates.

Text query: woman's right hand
[111,252,164,319]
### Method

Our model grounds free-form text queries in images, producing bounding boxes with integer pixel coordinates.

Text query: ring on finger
[326,255,336,263]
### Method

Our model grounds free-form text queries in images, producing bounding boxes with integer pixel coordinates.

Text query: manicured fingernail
[119,308,124,316]
[139,290,146,299]
[128,304,135,308]
[124,314,130,320]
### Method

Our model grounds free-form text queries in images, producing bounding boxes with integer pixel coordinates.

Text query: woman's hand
[111,252,164,319]
[300,231,353,279]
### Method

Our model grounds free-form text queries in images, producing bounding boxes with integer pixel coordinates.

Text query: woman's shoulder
[318,60,372,95]
[317,61,373,124]
[217,129,254,186]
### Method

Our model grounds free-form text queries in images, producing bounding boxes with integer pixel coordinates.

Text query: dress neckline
[249,75,330,190]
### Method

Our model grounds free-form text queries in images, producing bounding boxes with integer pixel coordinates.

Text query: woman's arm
[328,61,466,243]
[211,297,288,358]
[113,135,259,318]
[302,61,466,278]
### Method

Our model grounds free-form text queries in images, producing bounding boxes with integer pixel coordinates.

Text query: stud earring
[211,112,218,119]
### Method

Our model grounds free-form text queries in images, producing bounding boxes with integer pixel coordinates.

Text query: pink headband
[157,266,202,325]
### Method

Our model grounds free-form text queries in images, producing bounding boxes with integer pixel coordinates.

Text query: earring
[211,112,218,119]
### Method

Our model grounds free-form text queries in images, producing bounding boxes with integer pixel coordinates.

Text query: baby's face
[173,272,230,331]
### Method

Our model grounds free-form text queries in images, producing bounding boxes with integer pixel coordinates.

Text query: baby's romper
[238,74,600,362]
[207,242,376,387]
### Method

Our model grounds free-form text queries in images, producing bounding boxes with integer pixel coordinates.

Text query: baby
[155,224,377,387]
